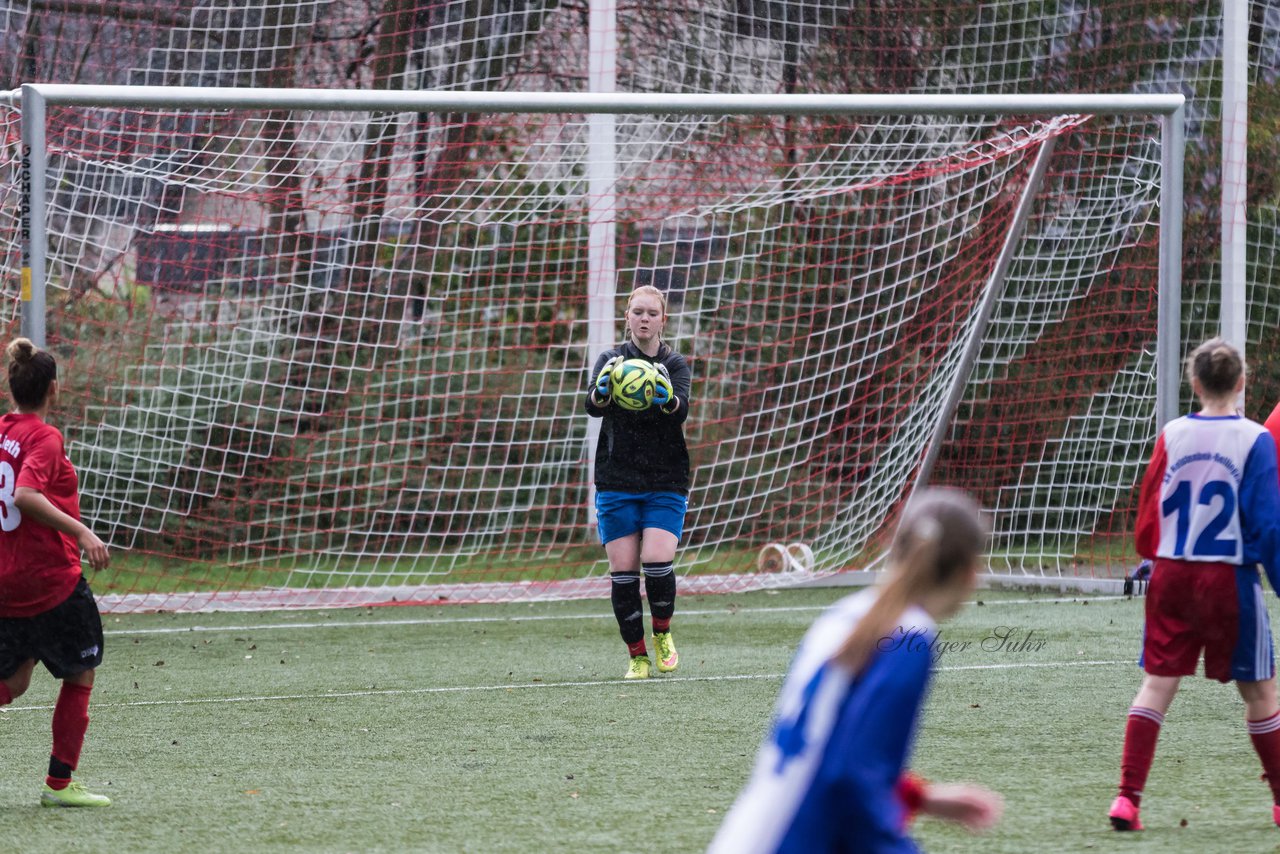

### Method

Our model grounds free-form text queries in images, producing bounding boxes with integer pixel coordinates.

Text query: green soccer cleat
[653,631,679,673]
[624,655,652,680]
[41,781,112,808]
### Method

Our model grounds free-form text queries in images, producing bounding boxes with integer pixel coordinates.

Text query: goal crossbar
[15,84,1184,116]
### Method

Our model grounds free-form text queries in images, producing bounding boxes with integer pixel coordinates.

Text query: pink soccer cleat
[1109,795,1143,831]
[1272,804,1280,828]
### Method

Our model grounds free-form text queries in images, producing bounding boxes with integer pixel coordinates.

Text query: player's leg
[598,492,649,678]
[1238,679,1280,825]
[1226,567,1280,824]
[1111,674,1178,830]
[1113,562,1195,831]
[605,533,650,677]
[0,658,36,705]
[640,528,679,673]
[38,578,110,808]
[0,613,37,706]
[639,492,687,674]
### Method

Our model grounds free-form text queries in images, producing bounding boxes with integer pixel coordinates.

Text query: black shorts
[0,576,104,680]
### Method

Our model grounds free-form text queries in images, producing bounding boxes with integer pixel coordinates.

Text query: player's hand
[653,362,676,410]
[78,529,110,571]
[920,783,1003,831]
[595,355,621,401]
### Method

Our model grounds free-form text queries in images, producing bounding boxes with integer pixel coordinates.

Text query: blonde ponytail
[832,491,985,674]
[833,519,940,672]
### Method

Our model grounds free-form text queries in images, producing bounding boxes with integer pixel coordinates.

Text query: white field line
[0,659,1132,714]
[102,595,1128,637]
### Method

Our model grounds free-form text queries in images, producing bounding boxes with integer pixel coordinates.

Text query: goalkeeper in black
[585,285,692,679]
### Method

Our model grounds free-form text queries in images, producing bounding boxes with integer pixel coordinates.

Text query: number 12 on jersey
[1161,478,1238,559]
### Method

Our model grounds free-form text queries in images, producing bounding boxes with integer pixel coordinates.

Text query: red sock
[1119,706,1164,806]
[47,682,92,788]
[1248,711,1280,804]
[0,682,11,706]
[652,617,671,634]
[626,639,647,657]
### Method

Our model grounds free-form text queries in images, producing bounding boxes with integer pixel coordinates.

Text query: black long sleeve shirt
[584,341,691,494]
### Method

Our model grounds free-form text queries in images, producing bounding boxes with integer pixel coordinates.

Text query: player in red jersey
[1265,397,1280,465]
[0,338,111,807]
[1111,338,1280,830]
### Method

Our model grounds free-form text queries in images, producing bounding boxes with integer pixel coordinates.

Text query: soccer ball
[610,358,657,411]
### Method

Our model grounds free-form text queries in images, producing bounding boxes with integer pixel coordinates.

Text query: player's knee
[4,672,32,699]
[1238,677,1278,706]
[65,668,95,688]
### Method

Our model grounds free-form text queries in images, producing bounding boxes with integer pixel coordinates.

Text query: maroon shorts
[1141,559,1273,683]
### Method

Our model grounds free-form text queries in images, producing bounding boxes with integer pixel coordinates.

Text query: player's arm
[13,487,109,570]
[654,354,691,422]
[585,352,620,416]
[1240,432,1280,593]
[896,772,928,826]
[896,770,1001,831]
[1133,434,1168,560]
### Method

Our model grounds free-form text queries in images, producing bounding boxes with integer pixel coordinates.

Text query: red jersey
[0,412,84,617]
[1266,401,1280,466]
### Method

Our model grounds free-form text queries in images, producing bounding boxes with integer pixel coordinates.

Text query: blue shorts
[595,491,688,545]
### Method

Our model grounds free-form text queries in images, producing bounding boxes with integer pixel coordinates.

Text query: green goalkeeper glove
[594,356,621,402]
[653,362,677,412]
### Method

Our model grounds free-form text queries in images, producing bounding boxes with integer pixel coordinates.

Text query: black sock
[643,561,676,626]
[610,572,645,647]
[48,756,73,780]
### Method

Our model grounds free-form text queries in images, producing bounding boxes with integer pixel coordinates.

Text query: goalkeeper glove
[653,362,677,412]
[594,356,621,402]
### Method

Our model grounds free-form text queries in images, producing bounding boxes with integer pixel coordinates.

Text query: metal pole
[585,0,619,526]
[19,84,47,347]
[1157,106,1186,428]
[24,84,1185,118]
[1221,0,1248,405]
[910,135,1058,494]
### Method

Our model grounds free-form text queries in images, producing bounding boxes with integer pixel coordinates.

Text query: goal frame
[11,84,1187,603]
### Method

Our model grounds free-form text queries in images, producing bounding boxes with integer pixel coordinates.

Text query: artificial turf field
[4,585,1280,853]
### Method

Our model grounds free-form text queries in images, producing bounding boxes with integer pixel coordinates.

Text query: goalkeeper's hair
[832,489,987,674]
[6,337,57,409]
[1185,336,1243,399]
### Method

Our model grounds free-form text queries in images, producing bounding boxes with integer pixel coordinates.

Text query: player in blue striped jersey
[709,489,1002,853]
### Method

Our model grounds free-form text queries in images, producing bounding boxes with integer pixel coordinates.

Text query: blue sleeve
[1241,432,1280,594]
[822,642,932,853]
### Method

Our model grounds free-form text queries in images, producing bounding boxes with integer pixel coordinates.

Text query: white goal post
[10,84,1185,610]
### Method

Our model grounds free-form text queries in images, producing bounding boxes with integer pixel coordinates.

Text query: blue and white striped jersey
[708,588,935,854]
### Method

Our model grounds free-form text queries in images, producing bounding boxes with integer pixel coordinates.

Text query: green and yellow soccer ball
[610,358,658,411]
